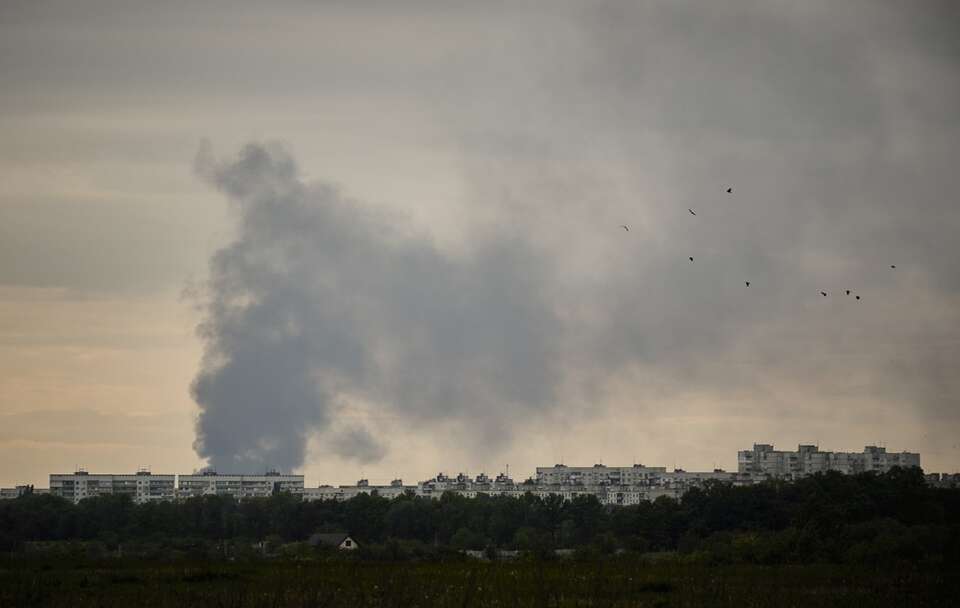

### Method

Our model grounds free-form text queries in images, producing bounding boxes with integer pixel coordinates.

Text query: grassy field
[1,557,957,607]
[0,560,960,608]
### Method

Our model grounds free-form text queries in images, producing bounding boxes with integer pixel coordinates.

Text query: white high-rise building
[738,444,921,480]
[49,470,175,504]
[177,470,304,499]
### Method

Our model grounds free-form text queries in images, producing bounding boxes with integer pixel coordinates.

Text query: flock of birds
[620,186,897,302]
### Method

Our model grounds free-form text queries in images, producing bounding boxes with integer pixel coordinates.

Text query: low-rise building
[308,472,525,502]
[0,485,36,500]
[925,473,960,488]
[308,532,358,550]
[311,467,752,506]
[304,478,413,502]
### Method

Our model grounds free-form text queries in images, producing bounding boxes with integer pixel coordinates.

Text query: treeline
[2,467,958,564]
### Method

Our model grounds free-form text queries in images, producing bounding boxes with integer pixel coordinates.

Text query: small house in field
[308,532,358,551]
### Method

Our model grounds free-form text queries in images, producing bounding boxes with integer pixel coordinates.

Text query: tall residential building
[738,444,921,480]
[177,470,304,499]
[49,470,175,504]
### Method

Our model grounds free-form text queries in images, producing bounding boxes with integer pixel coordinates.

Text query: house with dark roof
[308,532,358,551]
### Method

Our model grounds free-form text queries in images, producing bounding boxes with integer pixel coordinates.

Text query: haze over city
[2,1,959,490]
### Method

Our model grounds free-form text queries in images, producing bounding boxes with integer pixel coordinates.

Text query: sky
[1,1,959,487]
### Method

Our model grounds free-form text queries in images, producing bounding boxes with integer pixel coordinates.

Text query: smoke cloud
[191,142,564,472]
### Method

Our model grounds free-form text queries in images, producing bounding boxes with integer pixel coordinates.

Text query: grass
[0,557,956,607]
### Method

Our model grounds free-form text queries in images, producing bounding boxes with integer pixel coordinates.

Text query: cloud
[329,425,387,466]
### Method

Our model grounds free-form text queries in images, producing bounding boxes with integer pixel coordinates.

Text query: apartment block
[49,470,175,504]
[304,478,413,502]
[738,444,921,480]
[177,470,304,499]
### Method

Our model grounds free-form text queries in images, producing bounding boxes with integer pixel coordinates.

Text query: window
[344,540,352,547]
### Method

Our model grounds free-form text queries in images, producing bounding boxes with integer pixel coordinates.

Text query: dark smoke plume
[191,142,562,472]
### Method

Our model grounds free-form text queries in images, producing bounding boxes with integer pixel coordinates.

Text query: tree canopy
[2,468,957,565]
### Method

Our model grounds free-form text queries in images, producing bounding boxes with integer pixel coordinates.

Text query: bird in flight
[821,291,828,297]
[745,281,750,287]
[726,187,732,194]
[845,290,851,295]
[688,256,694,262]
[890,264,896,269]
[856,295,861,300]
[688,208,696,216]
[620,225,629,232]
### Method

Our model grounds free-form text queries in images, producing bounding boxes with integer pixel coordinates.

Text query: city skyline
[1,441,932,489]
[6,442,934,493]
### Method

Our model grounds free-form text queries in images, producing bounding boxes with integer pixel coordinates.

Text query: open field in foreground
[1,558,958,608]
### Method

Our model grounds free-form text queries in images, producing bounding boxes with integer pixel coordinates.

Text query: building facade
[738,444,921,480]
[924,473,960,488]
[177,470,304,499]
[0,485,38,500]
[49,470,175,504]
[303,478,413,502]
[533,465,753,505]
[305,468,754,506]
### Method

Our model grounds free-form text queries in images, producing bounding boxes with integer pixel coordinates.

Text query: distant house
[308,532,358,551]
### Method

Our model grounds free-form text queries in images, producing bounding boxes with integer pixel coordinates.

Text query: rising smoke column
[190,143,563,472]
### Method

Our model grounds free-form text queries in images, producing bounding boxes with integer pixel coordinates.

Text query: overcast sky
[2,1,959,487]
